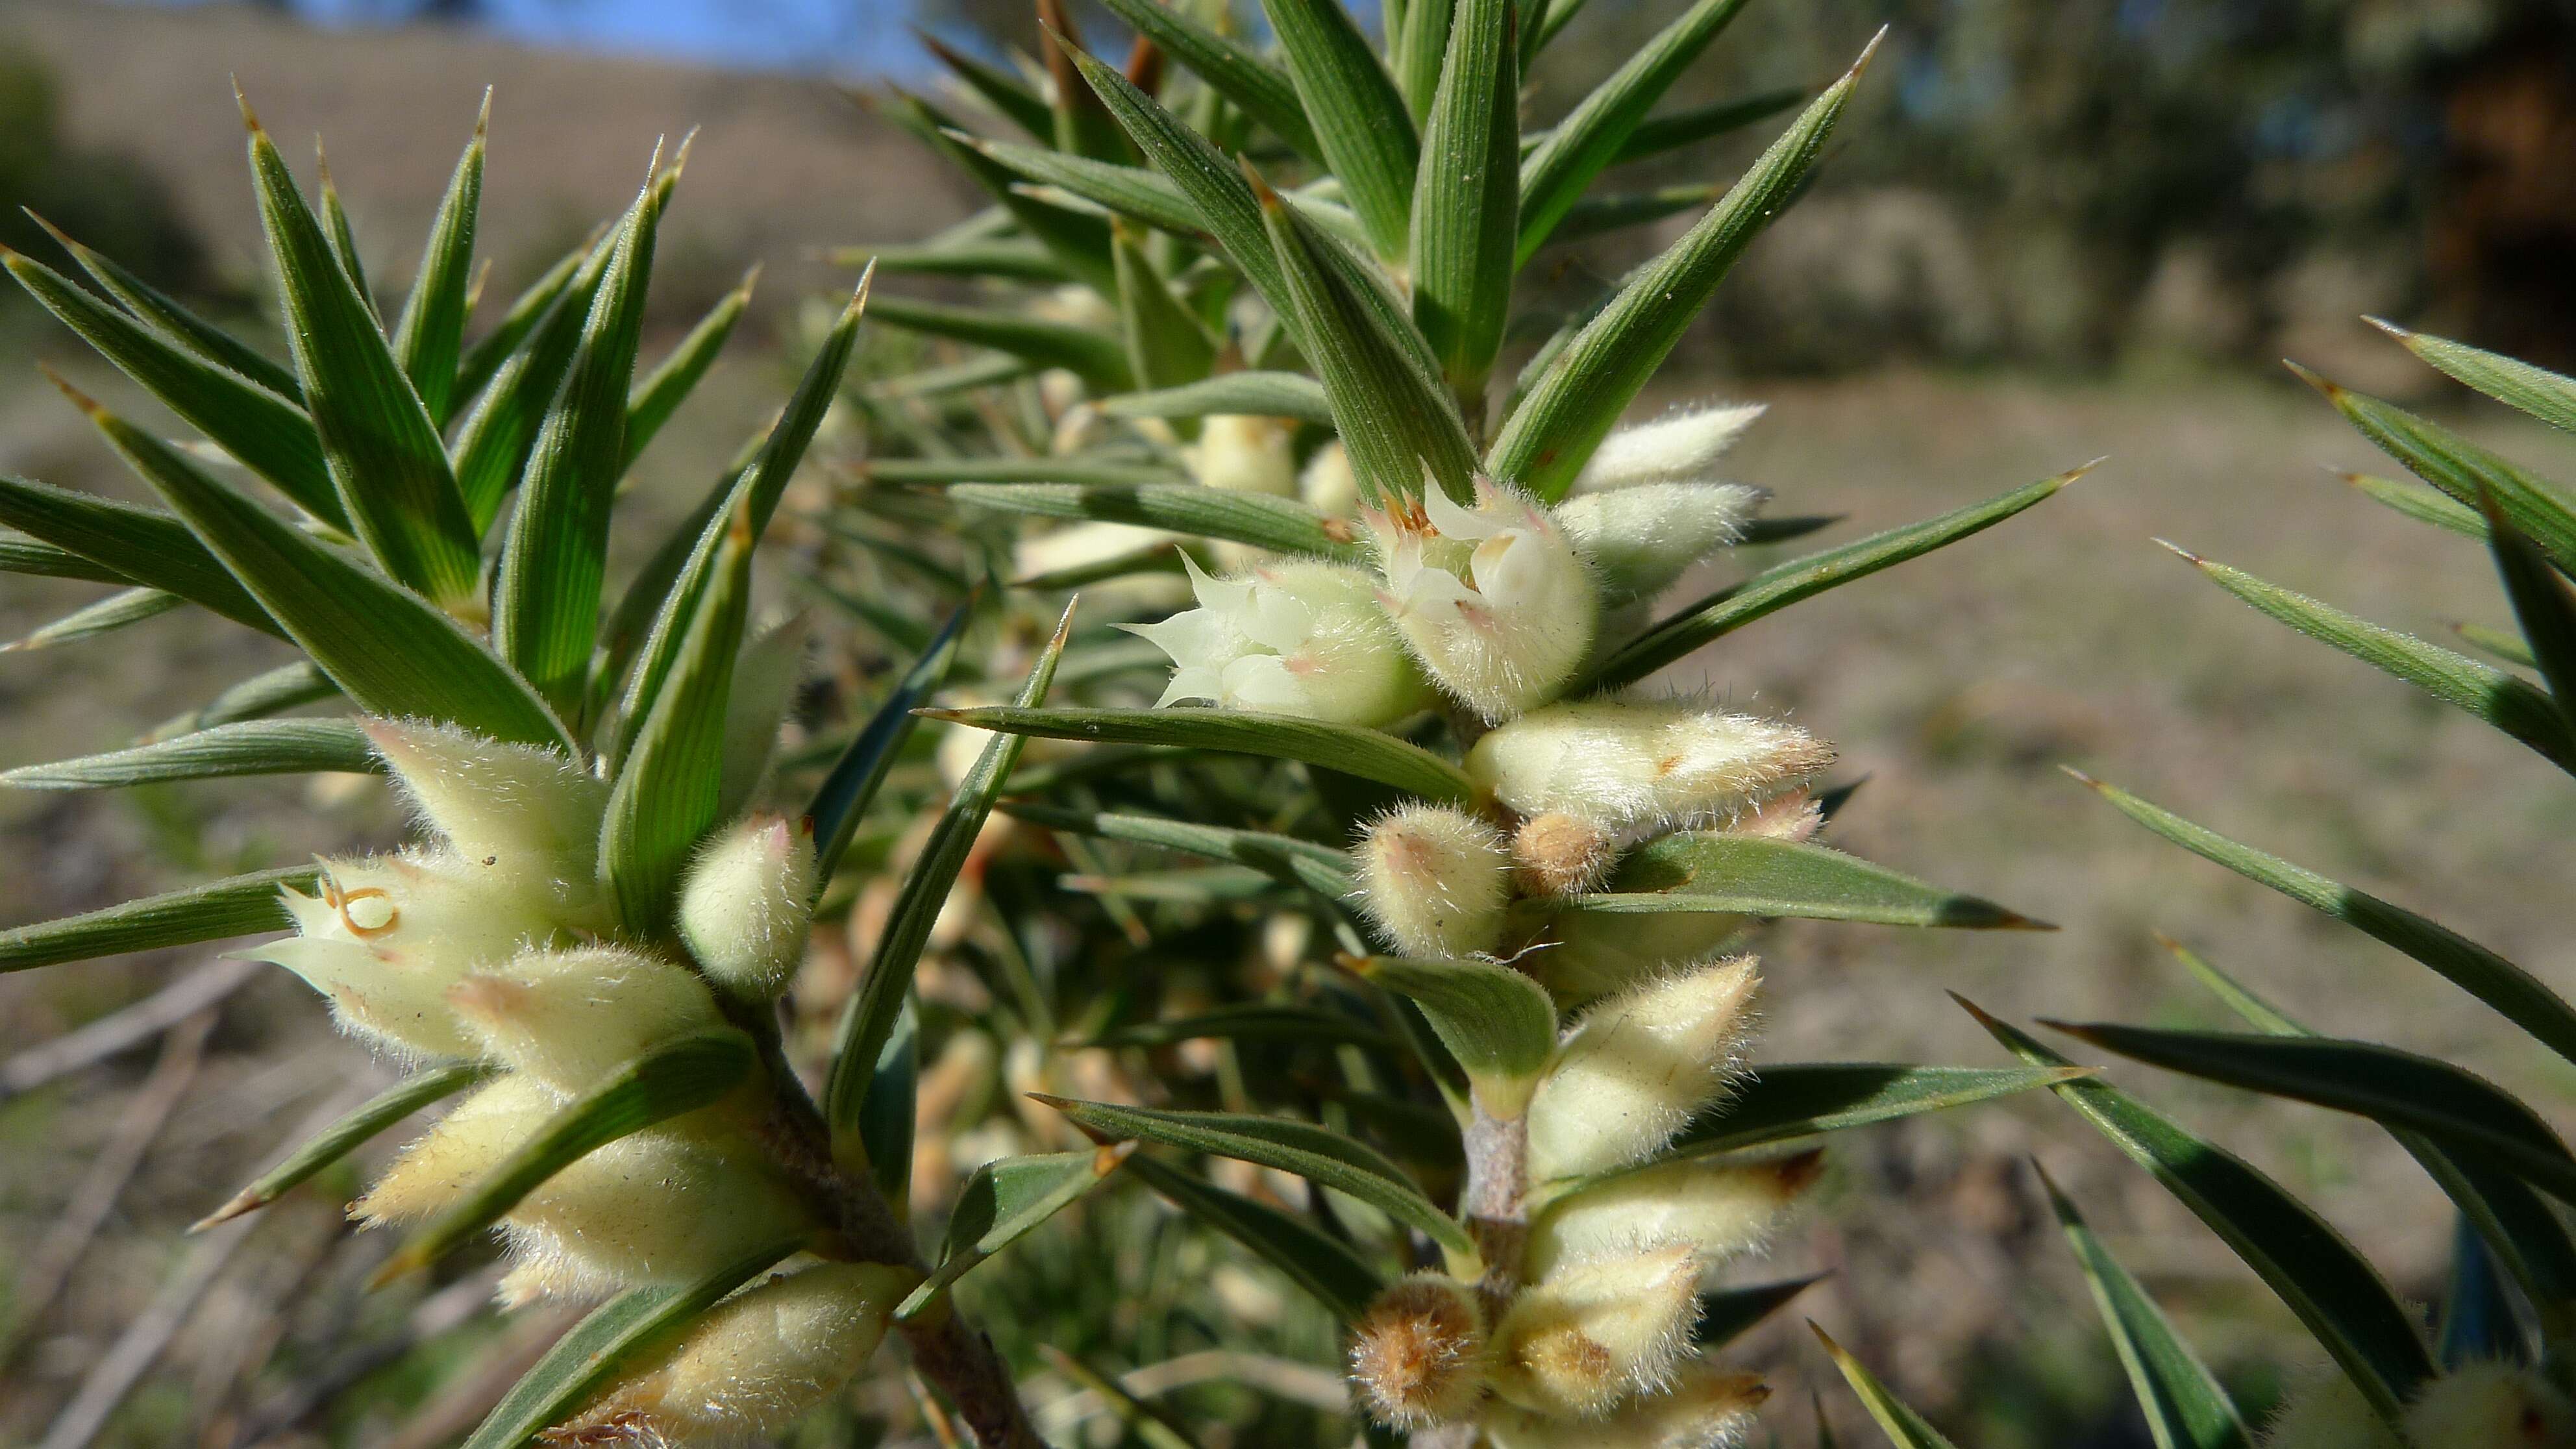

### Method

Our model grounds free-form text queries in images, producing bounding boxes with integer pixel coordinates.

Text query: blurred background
[4,0,2576,1445]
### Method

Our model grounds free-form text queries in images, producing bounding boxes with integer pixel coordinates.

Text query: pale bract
[1126,554,1433,725]
[1570,402,1765,494]
[1367,479,1597,723]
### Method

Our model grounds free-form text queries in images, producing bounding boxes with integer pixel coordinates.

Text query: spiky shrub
[806,0,2104,1441]
[0,97,1069,1446]
[1802,336,2576,1446]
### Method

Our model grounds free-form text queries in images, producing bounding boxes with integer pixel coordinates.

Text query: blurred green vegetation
[0,39,205,306]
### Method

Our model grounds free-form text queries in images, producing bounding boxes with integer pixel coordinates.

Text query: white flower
[1125,555,1431,726]
[1367,478,1596,723]
[1556,482,1762,604]
[1572,402,1764,494]
[1184,414,1299,497]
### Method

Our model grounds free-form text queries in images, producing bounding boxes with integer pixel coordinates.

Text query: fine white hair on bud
[1467,700,1833,841]
[1350,1272,1492,1428]
[2403,1363,2576,1448]
[1126,555,1433,726]
[1535,913,1748,1006]
[1570,402,1765,495]
[1525,958,1760,1182]
[678,813,819,1002]
[1556,483,1762,604]
[447,945,723,1095]
[718,614,811,823]
[1511,811,1615,897]
[1526,1149,1824,1280]
[1185,413,1300,497]
[1354,804,1514,958]
[1300,439,1363,519]
[1487,1364,1770,1448]
[1491,1243,1702,1418]
[1367,478,1597,723]
[2257,1369,2402,1449]
[252,850,569,1060]
[360,719,606,904]
[545,1262,911,1444]
[1729,787,1824,842]
[354,1072,556,1225]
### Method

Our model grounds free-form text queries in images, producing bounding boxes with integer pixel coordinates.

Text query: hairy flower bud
[1468,701,1832,839]
[1526,958,1759,1181]
[1535,915,1746,1006]
[362,719,606,908]
[448,946,723,1094]
[2403,1363,2576,1448]
[253,850,569,1060]
[1185,413,1300,496]
[1489,1364,1769,1448]
[1570,402,1763,494]
[547,1262,910,1444]
[1527,1150,1824,1280]
[678,813,819,1002]
[2257,1370,2401,1449]
[1126,556,1433,724]
[1511,812,1615,897]
[720,615,810,822]
[1354,804,1513,958]
[1302,440,1363,519]
[1350,1272,1491,1428]
[1492,1243,1701,1417]
[1368,479,1596,723]
[1557,482,1761,604]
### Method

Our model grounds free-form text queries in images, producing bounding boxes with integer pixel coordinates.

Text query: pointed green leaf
[0,528,127,585]
[1093,0,1322,160]
[855,237,1072,282]
[1548,832,2045,930]
[2484,497,2576,728]
[197,1061,494,1228]
[1124,1152,1383,1319]
[1038,1095,1474,1256]
[449,230,618,532]
[143,662,338,741]
[858,999,917,1211]
[884,91,1117,296]
[23,212,301,400]
[2301,366,2576,577]
[1961,1000,2434,1423]
[919,29,1056,140]
[951,482,1364,562]
[377,1026,758,1283]
[1394,0,1455,123]
[391,99,486,425]
[67,397,569,748]
[459,1237,803,1449]
[2076,773,2576,1065]
[1254,0,1417,258]
[897,1145,1132,1319]
[1101,371,1333,424]
[2454,621,2536,669]
[3,720,376,789]
[1696,1272,1824,1348]
[0,465,274,637]
[2050,1021,2576,1208]
[924,704,1475,802]
[869,456,1187,485]
[964,135,1206,238]
[244,112,480,606]
[2386,323,2576,435]
[1547,183,1722,247]
[1816,1324,1962,1448]
[2169,543,2576,769]
[2339,469,2484,538]
[495,171,667,713]
[316,156,375,318]
[1494,41,1875,501]
[2037,1165,2251,1449]
[1643,1063,2088,1171]
[1589,462,2081,689]
[1000,803,1357,901]
[452,233,593,421]
[6,586,182,651]
[624,265,753,473]
[1516,0,1757,263]
[1039,3,1134,163]
[5,249,341,525]
[808,599,974,889]
[1605,90,1807,166]
[824,606,1074,1159]
[1114,223,1219,399]
[0,864,320,972]
[867,295,1133,395]
[1409,0,1517,394]
[1349,954,1554,1115]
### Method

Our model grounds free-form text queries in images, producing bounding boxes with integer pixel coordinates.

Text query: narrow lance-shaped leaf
[2297,364,2576,578]
[2380,319,2576,436]
[2340,468,2486,538]
[2036,1165,2251,1449]
[1624,1063,2089,1179]
[1492,36,1877,502]
[1113,221,1219,409]
[1000,803,1358,903]
[867,295,1134,395]
[1587,461,2085,690]
[1123,1152,1384,1319]
[375,1027,758,1284]
[1515,0,1755,264]
[882,90,1117,296]
[451,230,593,419]
[22,211,303,401]
[1697,1273,1825,1348]
[858,1000,917,1213]
[0,527,128,586]
[242,99,481,607]
[2483,493,2576,732]
[391,95,486,425]
[1102,371,1333,425]
[315,149,375,318]
[2161,541,2576,771]
[0,463,276,637]
[1347,955,1554,1116]
[948,481,1365,563]
[195,1062,495,1229]
[58,386,570,749]
[1252,0,1418,258]
[494,161,666,715]
[1093,0,1322,160]
[2072,771,2576,1065]
[3,720,377,790]
[1814,1324,1963,1449]
[1410,0,1517,397]
[1604,89,1807,166]
[458,1237,803,1449]
[1959,997,2434,1424]
[823,603,1074,1165]
[449,226,618,532]
[6,587,183,652]
[145,661,339,741]
[623,264,754,472]
[922,704,1478,803]
[896,1145,1133,1319]
[0,864,321,974]
[1544,832,2047,930]
[917,29,1055,140]
[3,249,341,525]
[1039,1095,1476,1257]
[1039,0,1133,162]
[806,597,976,891]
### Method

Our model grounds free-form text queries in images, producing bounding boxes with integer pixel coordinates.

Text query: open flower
[1126,555,1433,725]
[1367,478,1596,723]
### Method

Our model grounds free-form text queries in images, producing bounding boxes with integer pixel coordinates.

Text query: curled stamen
[336,887,398,938]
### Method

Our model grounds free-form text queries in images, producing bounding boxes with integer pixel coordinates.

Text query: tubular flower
[1467,700,1833,842]
[1127,554,1433,725]
[1367,478,1596,723]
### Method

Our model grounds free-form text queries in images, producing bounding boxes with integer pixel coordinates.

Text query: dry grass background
[3,3,2575,1444]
